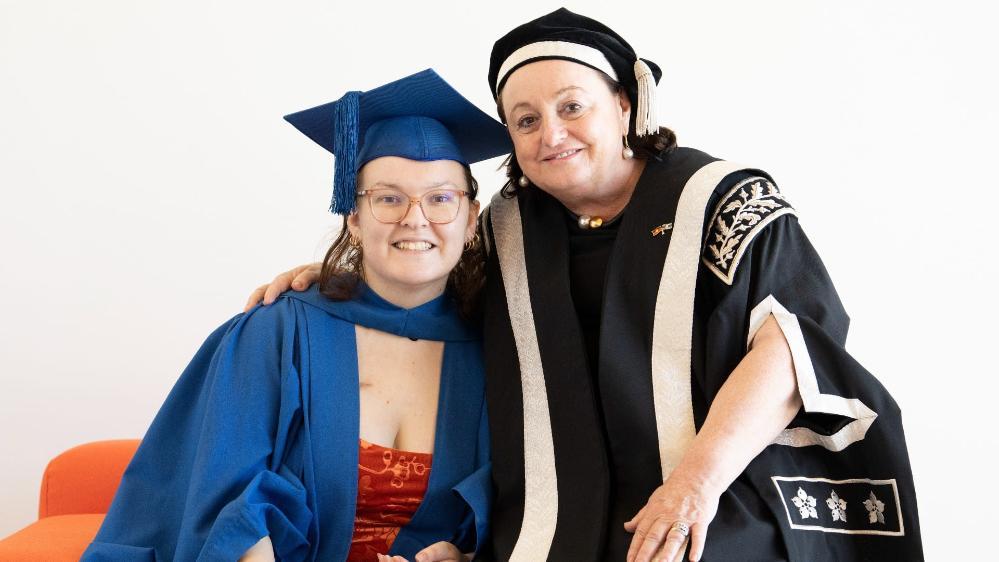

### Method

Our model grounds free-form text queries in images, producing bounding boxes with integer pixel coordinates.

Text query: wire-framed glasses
[356,188,469,224]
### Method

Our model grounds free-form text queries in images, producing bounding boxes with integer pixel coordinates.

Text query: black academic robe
[477,148,923,561]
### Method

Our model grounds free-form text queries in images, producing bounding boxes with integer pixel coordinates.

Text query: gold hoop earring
[347,233,364,281]
[464,231,480,251]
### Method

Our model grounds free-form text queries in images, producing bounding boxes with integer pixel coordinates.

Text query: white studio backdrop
[1,0,995,558]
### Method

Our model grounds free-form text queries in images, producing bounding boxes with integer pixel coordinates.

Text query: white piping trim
[749,295,877,451]
[488,193,558,561]
[651,160,749,479]
[771,476,905,536]
[495,41,618,94]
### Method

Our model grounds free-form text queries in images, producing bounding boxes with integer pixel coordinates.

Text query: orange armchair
[0,439,140,561]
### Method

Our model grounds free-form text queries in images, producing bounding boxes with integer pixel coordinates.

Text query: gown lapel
[509,186,614,559]
[596,150,721,556]
[302,308,361,562]
[597,159,687,532]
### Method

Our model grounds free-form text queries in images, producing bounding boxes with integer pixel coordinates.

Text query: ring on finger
[669,521,690,538]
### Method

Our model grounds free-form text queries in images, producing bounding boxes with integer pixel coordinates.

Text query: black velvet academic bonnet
[488,7,663,136]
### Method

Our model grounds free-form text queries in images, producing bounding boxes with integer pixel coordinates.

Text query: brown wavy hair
[318,165,485,320]
[496,71,677,197]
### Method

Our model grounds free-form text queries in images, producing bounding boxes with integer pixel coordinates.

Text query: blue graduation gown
[82,285,491,561]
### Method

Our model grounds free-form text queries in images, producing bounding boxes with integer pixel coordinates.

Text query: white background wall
[1,0,995,558]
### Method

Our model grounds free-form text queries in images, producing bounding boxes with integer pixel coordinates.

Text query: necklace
[566,204,624,230]
[577,214,605,229]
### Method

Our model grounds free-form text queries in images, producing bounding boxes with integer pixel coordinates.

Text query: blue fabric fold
[77,542,157,561]
[81,286,490,561]
[198,470,313,561]
[451,462,494,553]
[284,284,477,342]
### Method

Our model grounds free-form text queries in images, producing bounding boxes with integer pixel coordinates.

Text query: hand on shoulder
[245,263,322,312]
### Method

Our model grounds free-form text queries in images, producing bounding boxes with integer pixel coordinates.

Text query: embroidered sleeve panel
[771,477,905,536]
[702,177,797,285]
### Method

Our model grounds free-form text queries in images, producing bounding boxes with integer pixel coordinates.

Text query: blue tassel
[331,91,360,215]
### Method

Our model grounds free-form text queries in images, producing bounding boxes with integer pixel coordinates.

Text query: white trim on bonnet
[495,41,619,94]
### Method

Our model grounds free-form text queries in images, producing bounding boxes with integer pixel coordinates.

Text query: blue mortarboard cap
[284,69,512,215]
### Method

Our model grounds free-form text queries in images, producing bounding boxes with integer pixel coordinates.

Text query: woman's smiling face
[348,156,478,305]
[500,59,633,205]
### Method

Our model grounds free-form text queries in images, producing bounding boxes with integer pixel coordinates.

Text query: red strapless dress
[346,438,433,562]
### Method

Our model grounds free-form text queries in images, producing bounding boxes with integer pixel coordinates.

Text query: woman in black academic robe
[474,8,922,561]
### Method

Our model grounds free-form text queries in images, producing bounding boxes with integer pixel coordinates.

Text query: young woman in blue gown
[82,69,510,562]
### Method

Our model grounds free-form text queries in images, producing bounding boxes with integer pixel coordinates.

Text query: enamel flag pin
[651,223,673,237]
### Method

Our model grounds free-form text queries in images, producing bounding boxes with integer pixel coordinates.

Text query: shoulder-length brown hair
[318,165,485,319]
